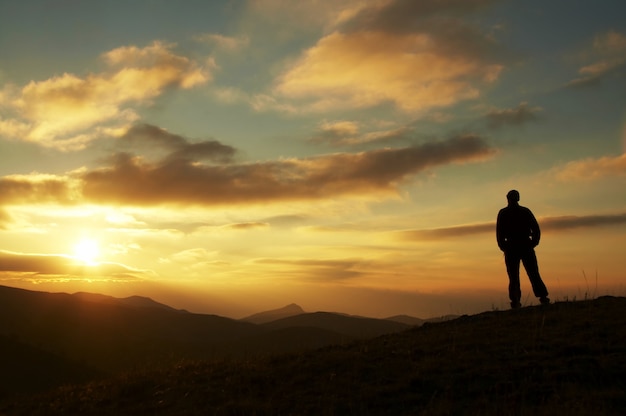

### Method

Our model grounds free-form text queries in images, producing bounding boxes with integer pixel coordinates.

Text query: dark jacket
[496,203,541,252]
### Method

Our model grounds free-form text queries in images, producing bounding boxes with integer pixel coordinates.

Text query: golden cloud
[0,209,11,229]
[0,41,209,151]
[275,31,501,113]
[222,222,269,230]
[80,134,495,206]
[311,120,415,147]
[310,120,360,145]
[272,0,503,114]
[170,248,217,264]
[0,132,495,209]
[0,173,79,205]
[0,250,147,281]
[396,212,626,241]
[254,257,367,281]
[567,30,626,88]
[555,153,626,181]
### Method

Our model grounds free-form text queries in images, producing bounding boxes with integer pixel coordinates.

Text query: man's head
[506,189,520,203]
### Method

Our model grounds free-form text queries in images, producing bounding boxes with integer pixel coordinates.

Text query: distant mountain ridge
[72,291,187,312]
[385,314,460,326]
[0,285,413,400]
[385,314,427,326]
[240,303,305,324]
[263,311,409,339]
[0,285,260,374]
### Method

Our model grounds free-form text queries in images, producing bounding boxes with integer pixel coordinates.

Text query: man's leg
[504,251,521,307]
[521,249,549,302]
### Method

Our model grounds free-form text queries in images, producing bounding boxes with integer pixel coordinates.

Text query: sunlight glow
[73,238,100,265]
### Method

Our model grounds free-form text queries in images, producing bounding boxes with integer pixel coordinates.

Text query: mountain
[5,296,625,415]
[385,314,461,326]
[240,303,305,324]
[0,285,261,375]
[0,285,414,400]
[262,311,409,339]
[72,292,187,312]
[384,314,426,326]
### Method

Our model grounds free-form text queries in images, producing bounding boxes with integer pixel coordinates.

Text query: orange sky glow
[0,0,624,318]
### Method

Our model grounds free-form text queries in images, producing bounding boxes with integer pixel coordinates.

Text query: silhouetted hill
[73,292,186,312]
[4,296,625,415]
[0,334,102,398]
[384,314,426,326]
[240,303,305,324]
[0,285,415,401]
[224,326,352,356]
[0,285,260,375]
[384,314,460,326]
[263,312,410,339]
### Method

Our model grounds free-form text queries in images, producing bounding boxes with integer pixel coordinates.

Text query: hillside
[240,303,305,324]
[262,311,409,338]
[3,296,625,415]
[0,285,261,374]
[0,285,411,400]
[0,334,102,397]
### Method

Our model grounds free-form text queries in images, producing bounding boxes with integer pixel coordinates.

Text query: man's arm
[496,210,506,251]
[528,209,541,246]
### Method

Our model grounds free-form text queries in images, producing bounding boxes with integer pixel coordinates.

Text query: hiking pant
[504,248,548,302]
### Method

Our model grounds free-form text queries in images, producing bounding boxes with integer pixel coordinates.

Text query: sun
[73,238,100,264]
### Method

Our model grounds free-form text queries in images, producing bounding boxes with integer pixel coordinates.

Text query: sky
[0,0,625,319]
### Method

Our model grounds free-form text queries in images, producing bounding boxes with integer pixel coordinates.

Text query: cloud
[540,214,626,231]
[254,257,367,281]
[0,250,147,281]
[0,173,79,205]
[193,222,271,233]
[396,213,626,241]
[0,128,494,208]
[263,214,309,226]
[170,248,217,264]
[194,33,250,51]
[80,134,495,206]
[310,120,360,145]
[567,30,626,88]
[222,222,269,230]
[272,0,504,113]
[310,120,414,147]
[0,209,11,229]
[339,0,496,39]
[554,153,626,181]
[118,123,237,164]
[485,102,542,129]
[244,0,369,32]
[397,222,495,240]
[0,41,210,151]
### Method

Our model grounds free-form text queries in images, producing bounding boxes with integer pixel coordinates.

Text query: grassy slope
[0,335,103,398]
[0,285,407,379]
[3,297,626,415]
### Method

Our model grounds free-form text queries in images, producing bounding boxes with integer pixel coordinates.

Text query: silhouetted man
[496,190,549,309]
